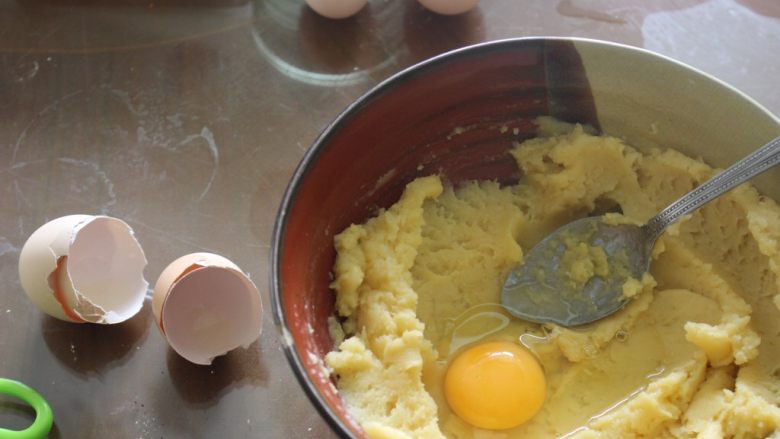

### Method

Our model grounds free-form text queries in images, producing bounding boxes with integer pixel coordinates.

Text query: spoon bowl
[502,218,652,326]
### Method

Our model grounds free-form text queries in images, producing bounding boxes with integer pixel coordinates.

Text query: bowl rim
[268,36,780,439]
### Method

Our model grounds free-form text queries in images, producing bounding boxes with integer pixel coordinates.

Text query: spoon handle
[645,135,780,241]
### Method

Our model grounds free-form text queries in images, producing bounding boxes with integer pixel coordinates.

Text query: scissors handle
[0,378,53,439]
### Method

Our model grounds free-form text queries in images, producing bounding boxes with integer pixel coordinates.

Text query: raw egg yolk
[444,341,546,430]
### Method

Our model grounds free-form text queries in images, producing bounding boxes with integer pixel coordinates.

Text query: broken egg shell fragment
[152,253,263,366]
[18,215,149,324]
[20,215,90,322]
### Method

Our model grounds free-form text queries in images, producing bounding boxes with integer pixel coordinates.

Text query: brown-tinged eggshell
[18,215,148,324]
[152,253,263,365]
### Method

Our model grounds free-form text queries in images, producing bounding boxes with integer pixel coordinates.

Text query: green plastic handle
[0,378,53,439]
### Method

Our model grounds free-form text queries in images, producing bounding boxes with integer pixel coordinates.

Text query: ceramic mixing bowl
[270,37,780,438]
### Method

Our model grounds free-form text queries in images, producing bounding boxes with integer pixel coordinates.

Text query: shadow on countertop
[166,339,268,408]
[41,301,152,376]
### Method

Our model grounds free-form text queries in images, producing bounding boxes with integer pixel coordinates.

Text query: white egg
[417,0,479,15]
[305,0,368,19]
[152,253,263,365]
[18,215,148,324]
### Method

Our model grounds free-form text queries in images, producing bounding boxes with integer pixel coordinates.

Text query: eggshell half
[18,215,148,324]
[152,253,263,365]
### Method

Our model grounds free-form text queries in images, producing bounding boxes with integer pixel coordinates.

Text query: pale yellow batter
[325,122,780,438]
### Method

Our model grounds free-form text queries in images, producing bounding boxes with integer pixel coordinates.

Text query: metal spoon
[502,135,780,327]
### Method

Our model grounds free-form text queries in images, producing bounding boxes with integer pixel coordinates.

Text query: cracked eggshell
[152,253,263,366]
[18,215,149,324]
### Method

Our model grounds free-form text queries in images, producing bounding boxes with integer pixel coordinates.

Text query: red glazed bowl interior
[271,37,601,438]
[270,37,780,438]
